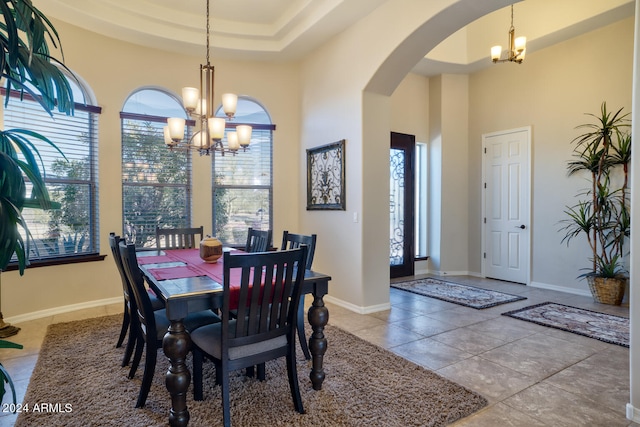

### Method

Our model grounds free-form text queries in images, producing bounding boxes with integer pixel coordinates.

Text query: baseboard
[425,270,482,278]
[5,296,122,324]
[324,295,391,314]
[626,403,640,422]
[529,281,591,297]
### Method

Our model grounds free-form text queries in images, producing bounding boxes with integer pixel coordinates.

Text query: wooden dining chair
[108,233,164,367]
[118,241,221,408]
[281,230,317,359]
[155,226,203,250]
[244,227,272,253]
[191,246,308,427]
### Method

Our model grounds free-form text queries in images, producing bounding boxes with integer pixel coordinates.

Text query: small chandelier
[164,0,251,156]
[490,4,526,64]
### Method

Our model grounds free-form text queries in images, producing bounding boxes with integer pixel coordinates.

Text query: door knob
[515,224,526,229]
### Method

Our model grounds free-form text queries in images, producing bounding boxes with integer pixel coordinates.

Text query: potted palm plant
[0,0,76,407]
[561,102,631,305]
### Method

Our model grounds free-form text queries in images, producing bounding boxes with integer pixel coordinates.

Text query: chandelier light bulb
[208,117,226,140]
[167,117,186,142]
[182,87,199,112]
[491,45,502,61]
[222,93,238,118]
[236,125,252,147]
[226,131,240,151]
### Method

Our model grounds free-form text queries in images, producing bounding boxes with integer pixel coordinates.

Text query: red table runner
[137,255,179,265]
[146,249,247,308]
[146,265,204,281]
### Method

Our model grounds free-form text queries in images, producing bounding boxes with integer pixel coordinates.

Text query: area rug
[502,302,629,347]
[15,315,487,427]
[391,278,526,309]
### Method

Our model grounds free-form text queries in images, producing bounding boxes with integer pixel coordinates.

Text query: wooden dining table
[137,248,331,427]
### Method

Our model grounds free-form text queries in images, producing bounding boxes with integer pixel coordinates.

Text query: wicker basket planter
[587,276,627,305]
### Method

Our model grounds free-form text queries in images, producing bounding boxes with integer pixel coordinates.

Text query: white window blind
[120,112,192,248]
[4,96,100,261]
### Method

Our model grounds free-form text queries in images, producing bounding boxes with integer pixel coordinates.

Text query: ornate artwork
[307,140,345,210]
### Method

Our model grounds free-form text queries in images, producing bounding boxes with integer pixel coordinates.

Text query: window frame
[120,89,195,249]
[1,85,104,270]
[212,97,275,248]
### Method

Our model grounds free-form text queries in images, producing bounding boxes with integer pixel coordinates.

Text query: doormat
[391,278,526,309]
[502,302,629,347]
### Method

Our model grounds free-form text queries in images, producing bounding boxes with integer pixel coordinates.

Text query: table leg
[163,320,191,427]
[307,292,329,390]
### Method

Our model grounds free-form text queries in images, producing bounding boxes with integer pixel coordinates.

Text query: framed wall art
[306,140,346,210]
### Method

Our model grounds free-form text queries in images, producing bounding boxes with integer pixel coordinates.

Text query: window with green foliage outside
[3,77,101,262]
[213,97,274,247]
[120,89,192,248]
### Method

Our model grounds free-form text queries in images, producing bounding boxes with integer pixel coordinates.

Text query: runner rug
[391,278,526,309]
[502,302,629,347]
[15,315,487,427]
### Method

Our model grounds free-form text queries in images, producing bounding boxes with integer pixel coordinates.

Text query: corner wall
[468,16,634,293]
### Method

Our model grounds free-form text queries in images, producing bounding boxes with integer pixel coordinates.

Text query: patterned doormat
[391,278,527,309]
[502,302,629,347]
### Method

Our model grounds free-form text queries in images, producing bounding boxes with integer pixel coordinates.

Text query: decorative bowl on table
[200,236,223,263]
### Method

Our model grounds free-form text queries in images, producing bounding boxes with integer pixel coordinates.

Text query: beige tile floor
[0,275,636,426]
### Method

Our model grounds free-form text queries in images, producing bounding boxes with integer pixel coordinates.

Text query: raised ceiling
[37,0,634,77]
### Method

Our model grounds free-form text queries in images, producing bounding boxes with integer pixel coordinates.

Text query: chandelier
[164,0,251,156]
[490,4,526,64]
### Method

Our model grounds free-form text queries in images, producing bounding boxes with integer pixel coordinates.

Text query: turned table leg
[308,293,329,390]
[163,320,191,427]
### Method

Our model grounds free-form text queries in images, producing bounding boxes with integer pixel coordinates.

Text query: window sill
[3,253,107,272]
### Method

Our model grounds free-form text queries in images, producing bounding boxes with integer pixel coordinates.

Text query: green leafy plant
[0,339,22,409]
[561,102,631,278]
[0,0,75,274]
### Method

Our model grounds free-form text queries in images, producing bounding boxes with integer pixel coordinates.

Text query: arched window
[212,97,274,246]
[3,70,101,263]
[120,88,192,248]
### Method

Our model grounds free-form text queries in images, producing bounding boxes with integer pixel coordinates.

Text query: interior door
[390,132,415,278]
[483,127,530,284]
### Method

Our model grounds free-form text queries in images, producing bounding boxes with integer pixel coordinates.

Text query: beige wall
[2,19,303,321]
[468,16,634,293]
[4,2,633,320]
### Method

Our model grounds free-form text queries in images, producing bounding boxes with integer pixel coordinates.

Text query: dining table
[137,248,331,427]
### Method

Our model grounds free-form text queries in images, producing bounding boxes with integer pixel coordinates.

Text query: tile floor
[0,275,636,426]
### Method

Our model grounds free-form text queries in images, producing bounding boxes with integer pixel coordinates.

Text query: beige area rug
[15,315,487,427]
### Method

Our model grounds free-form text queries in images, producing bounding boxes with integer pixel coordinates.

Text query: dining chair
[118,241,221,408]
[280,230,317,360]
[191,246,308,427]
[108,233,164,367]
[244,227,272,253]
[155,225,203,250]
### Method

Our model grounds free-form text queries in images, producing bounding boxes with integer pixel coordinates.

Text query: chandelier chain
[510,5,515,32]
[206,0,210,65]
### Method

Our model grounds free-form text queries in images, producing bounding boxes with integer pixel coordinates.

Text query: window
[213,97,274,246]
[121,88,192,248]
[3,74,101,262]
[415,142,428,258]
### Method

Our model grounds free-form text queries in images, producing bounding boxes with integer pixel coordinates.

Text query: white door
[482,127,530,284]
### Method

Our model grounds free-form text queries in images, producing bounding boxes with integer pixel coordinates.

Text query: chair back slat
[281,230,316,270]
[156,226,203,250]
[245,227,272,252]
[222,246,307,349]
[109,233,132,301]
[119,241,156,337]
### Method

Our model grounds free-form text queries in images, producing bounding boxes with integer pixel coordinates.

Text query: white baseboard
[5,297,122,324]
[529,281,591,297]
[626,403,640,422]
[424,270,483,278]
[324,295,390,314]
